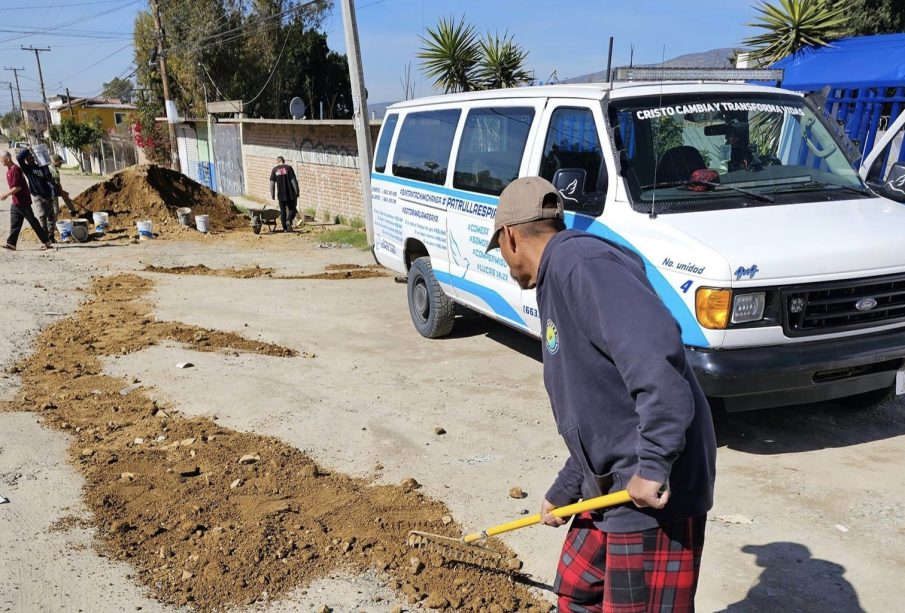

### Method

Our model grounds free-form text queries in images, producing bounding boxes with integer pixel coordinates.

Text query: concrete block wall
[241,121,381,223]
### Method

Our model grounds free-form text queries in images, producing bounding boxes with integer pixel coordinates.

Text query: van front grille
[784,273,905,336]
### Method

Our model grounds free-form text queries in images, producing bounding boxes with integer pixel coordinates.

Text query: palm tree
[743,0,850,65]
[417,16,481,93]
[476,32,532,90]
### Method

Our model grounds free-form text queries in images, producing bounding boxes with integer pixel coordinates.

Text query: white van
[369,80,905,410]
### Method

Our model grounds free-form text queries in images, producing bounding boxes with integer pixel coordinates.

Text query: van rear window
[453,107,535,196]
[392,109,461,185]
[374,114,398,173]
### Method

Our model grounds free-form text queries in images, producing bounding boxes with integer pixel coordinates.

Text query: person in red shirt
[2,151,53,251]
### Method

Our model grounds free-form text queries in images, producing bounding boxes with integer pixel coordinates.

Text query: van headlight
[731,292,766,324]
[695,288,731,329]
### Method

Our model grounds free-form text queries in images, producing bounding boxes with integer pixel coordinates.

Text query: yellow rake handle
[462,489,633,544]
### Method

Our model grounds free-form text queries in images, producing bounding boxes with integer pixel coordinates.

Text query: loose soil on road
[145,263,388,281]
[1,274,548,612]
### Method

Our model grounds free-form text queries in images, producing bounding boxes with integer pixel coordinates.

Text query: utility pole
[340,0,374,246]
[149,0,180,172]
[22,46,51,140]
[4,67,27,129]
[65,87,75,119]
[1,81,14,113]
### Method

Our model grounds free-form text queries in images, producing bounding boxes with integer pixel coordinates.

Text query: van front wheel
[407,257,456,338]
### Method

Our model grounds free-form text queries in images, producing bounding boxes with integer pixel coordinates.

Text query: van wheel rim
[413,280,429,322]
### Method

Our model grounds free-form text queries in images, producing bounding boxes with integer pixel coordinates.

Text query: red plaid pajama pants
[554,512,706,613]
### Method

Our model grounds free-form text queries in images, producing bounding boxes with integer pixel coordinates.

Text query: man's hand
[541,498,567,527]
[0,193,7,201]
[627,474,669,509]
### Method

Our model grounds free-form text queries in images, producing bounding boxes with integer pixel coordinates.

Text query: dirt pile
[2,274,551,612]
[73,165,244,233]
[145,263,388,281]
[144,264,276,279]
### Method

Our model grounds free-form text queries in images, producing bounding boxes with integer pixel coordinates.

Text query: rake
[408,489,632,570]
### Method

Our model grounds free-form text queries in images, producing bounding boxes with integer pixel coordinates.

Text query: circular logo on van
[855,297,878,311]
[545,319,560,355]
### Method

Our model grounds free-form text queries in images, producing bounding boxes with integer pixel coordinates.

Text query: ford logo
[855,297,878,311]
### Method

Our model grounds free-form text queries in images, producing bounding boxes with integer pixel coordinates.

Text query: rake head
[407,531,523,571]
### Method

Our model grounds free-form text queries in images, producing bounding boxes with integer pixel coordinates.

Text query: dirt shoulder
[2,182,904,611]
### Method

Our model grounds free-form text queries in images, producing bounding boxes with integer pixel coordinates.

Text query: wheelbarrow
[247,207,280,234]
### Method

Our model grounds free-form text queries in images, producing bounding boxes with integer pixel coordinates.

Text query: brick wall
[240,121,381,223]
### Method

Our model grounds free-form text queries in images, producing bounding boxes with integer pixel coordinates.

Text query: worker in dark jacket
[486,176,716,613]
[269,156,299,232]
[2,151,54,251]
[17,147,58,241]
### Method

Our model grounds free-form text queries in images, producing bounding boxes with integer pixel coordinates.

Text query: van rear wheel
[407,257,455,338]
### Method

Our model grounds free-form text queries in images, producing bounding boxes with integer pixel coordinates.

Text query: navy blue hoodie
[537,230,716,533]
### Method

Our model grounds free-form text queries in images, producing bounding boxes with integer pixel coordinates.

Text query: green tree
[131,95,170,166]
[418,17,532,93]
[476,32,532,89]
[418,16,482,93]
[101,77,134,103]
[833,0,905,34]
[1,110,24,141]
[132,0,345,120]
[49,118,105,172]
[743,0,850,65]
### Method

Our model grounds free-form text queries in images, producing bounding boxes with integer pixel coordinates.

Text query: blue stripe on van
[568,213,709,348]
[433,270,527,328]
[371,173,707,347]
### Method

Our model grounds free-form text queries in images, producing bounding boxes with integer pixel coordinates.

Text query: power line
[5,0,131,10]
[168,0,320,56]
[0,0,140,44]
[56,43,134,85]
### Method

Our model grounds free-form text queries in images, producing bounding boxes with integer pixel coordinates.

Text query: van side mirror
[882,162,905,203]
[552,168,587,205]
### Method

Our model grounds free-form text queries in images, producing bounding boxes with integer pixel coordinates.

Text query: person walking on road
[17,147,58,241]
[2,151,54,251]
[487,176,716,613]
[270,156,299,232]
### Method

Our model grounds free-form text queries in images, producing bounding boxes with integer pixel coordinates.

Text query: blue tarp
[768,33,905,91]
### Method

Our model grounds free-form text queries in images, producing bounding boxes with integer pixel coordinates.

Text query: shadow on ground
[713,392,905,454]
[444,309,543,362]
[715,542,864,612]
[441,313,905,455]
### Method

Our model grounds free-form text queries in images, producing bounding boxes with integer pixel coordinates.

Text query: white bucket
[195,214,210,233]
[92,212,109,234]
[136,220,154,239]
[32,144,51,167]
[176,207,192,226]
[56,219,73,241]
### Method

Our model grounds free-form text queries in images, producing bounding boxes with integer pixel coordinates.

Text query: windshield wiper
[764,180,871,197]
[640,180,775,203]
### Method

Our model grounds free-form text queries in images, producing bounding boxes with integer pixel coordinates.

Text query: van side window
[392,109,461,185]
[453,107,535,196]
[540,107,606,214]
[374,113,398,173]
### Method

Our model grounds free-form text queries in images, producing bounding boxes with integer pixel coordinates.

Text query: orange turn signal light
[695,287,731,330]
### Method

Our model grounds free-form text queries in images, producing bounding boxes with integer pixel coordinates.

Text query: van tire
[407,257,456,338]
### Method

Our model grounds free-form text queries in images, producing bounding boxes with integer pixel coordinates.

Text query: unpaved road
[2,172,904,612]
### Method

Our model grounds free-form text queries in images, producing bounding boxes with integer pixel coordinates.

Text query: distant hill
[367,101,395,120]
[564,47,737,83]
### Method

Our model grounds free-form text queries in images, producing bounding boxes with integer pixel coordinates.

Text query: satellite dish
[289,97,306,120]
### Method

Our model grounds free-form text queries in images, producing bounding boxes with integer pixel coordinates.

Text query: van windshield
[608,93,868,213]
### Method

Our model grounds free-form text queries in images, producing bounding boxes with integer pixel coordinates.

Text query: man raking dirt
[486,177,717,612]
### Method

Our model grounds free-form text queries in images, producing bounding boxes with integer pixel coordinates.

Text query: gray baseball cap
[486,176,564,253]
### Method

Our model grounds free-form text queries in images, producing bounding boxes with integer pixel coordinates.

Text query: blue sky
[0,0,757,114]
